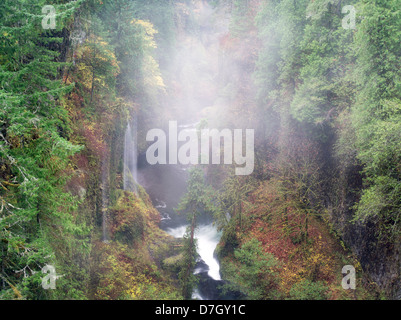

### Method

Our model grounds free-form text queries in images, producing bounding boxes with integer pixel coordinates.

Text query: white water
[155,199,167,208]
[164,119,223,281]
[123,121,138,193]
[160,212,171,221]
[166,224,222,281]
[192,288,203,300]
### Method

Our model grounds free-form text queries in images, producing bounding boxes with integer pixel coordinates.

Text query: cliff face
[58,2,184,299]
[329,203,401,299]
[325,147,401,299]
[2,0,399,300]
[331,203,401,298]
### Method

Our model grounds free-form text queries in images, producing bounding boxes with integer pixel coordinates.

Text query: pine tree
[0,0,86,299]
[176,167,218,299]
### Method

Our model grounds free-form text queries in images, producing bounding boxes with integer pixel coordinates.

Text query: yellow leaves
[132,19,158,37]
[124,273,155,300]
[280,264,303,294]
[143,55,166,93]
[76,63,93,90]
[74,35,120,96]
[0,274,23,300]
[126,285,142,299]
[131,19,158,49]
[354,260,362,273]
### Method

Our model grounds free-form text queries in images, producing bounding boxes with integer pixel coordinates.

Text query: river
[134,1,238,299]
[137,154,231,299]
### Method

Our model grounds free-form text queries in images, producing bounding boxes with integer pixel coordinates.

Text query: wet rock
[196,271,243,300]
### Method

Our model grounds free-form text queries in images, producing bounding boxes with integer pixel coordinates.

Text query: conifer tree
[176,167,218,299]
[0,0,85,299]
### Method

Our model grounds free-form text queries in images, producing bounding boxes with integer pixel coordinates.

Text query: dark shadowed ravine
[137,150,240,300]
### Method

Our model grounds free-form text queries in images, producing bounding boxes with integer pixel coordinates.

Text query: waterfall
[166,224,222,281]
[123,119,138,193]
[102,118,137,243]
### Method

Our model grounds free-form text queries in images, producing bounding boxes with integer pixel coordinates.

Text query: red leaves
[80,121,108,160]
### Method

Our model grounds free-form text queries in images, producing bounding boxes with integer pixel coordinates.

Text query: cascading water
[135,1,238,300]
[102,118,137,243]
[138,158,242,300]
[123,119,138,193]
[137,121,231,300]
[166,224,222,281]
[101,117,138,243]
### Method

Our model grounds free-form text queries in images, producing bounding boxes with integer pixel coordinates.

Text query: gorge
[1,0,400,301]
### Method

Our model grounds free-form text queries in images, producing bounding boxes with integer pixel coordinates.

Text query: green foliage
[176,167,219,218]
[217,174,257,230]
[93,241,181,300]
[222,238,279,300]
[353,175,401,240]
[254,0,401,242]
[80,16,120,105]
[110,192,145,245]
[97,0,168,128]
[0,0,90,299]
[229,0,253,37]
[349,0,401,240]
[217,217,240,257]
[176,167,219,299]
[178,228,198,300]
[288,279,329,300]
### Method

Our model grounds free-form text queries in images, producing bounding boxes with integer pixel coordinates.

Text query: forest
[0,0,400,301]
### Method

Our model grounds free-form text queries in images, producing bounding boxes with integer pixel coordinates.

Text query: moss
[89,187,184,299]
[109,191,145,244]
[162,253,184,274]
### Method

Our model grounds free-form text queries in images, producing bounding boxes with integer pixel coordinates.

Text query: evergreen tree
[0,0,87,299]
[176,167,218,299]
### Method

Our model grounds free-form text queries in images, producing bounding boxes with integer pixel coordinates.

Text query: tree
[0,0,88,299]
[74,15,119,106]
[350,0,401,241]
[222,238,279,300]
[176,167,218,299]
[217,173,257,230]
[273,131,321,243]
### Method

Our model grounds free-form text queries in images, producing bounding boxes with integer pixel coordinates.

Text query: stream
[137,154,231,300]
[133,2,239,300]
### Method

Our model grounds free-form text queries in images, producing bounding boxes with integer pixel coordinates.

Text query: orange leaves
[80,120,107,160]
[237,178,351,297]
[249,216,296,262]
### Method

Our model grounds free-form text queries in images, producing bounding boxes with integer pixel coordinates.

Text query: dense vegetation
[211,0,401,299]
[1,0,400,300]
[0,0,178,299]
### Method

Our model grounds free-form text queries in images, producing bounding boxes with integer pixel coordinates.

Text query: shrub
[288,279,329,300]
